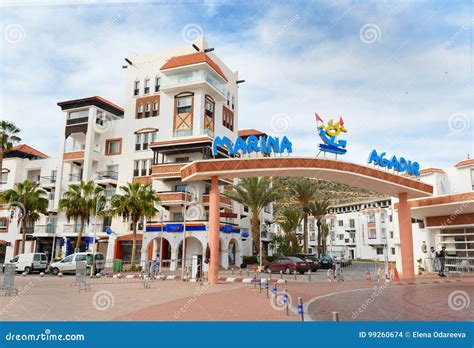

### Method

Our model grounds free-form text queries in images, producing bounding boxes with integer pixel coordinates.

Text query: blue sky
[1,0,473,168]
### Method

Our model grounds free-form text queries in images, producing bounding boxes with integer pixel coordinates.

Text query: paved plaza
[1,273,472,322]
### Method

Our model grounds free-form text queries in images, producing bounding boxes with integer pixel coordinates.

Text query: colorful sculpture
[315,113,348,155]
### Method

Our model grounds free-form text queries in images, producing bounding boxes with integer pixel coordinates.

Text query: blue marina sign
[212,135,292,156]
[368,149,420,177]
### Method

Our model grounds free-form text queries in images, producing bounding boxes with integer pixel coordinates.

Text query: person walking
[430,246,438,272]
[437,246,446,277]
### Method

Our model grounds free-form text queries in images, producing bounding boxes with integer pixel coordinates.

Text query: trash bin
[113,259,123,273]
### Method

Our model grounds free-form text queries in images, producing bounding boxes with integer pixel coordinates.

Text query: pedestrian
[437,246,446,277]
[150,253,160,279]
[430,246,438,272]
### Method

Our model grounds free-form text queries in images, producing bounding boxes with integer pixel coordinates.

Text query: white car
[5,253,49,274]
[49,252,105,275]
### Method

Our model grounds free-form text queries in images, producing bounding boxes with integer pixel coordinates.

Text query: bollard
[272,283,278,305]
[294,270,297,281]
[268,269,272,280]
[308,270,312,282]
[298,297,304,321]
[280,270,283,279]
[232,267,235,275]
[258,277,262,293]
[265,280,269,298]
[239,269,242,276]
[284,289,289,316]
[253,275,257,289]
[247,269,250,277]
[332,311,339,322]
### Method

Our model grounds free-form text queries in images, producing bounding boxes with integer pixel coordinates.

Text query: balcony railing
[173,129,193,137]
[96,171,118,180]
[162,71,227,97]
[69,173,82,182]
[157,191,193,204]
[202,194,232,207]
[151,163,186,178]
[66,116,89,125]
[40,176,57,185]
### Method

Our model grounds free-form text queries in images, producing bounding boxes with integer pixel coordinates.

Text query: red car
[266,257,310,274]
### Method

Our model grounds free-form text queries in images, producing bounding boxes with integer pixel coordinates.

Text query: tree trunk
[20,217,26,254]
[0,149,4,187]
[251,213,260,255]
[76,218,84,252]
[303,213,308,253]
[131,221,138,268]
[317,220,322,257]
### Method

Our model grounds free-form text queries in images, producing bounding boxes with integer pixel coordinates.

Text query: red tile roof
[454,159,474,168]
[6,144,48,159]
[419,168,446,175]
[160,52,228,81]
[238,129,266,137]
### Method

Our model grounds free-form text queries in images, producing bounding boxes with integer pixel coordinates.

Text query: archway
[228,238,240,267]
[180,157,433,284]
[0,240,7,264]
[177,236,204,268]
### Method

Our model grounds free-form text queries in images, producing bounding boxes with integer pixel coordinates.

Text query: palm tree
[0,121,21,182]
[1,179,48,254]
[224,177,280,257]
[289,178,319,253]
[320,223,330,255]
[310,199,330,257]
[110,182,159,268]
[59,180,105,252]
[277,206,304,254]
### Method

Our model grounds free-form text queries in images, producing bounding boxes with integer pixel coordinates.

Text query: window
[339,234,344,240]
[368,214,375,223]
[135,132,157,151]
[1,172,8,184]
[137,104,143,119]
[133,159,152,177]
[391,247,396,255]
[155,77,161,92]
[0,218,7,232]
[338,220,343,227]
[231,95,235,110]
[134,81,140,96]
[153,101,159,116]
[173,212,184,221]
[144,78,150,94]
[75,254,87,261]
[175,156,189,163]
[62,255,74,263]
[174,93,193,137]
[133,161,140,177]
[349,219,355,228]
[34,254,41,261]
[175,184,188,192]
[204,95,215,134]
[222,106,234,131]
[226,92,230,106]
[389,215,393,222]
[376,248,384,255]
[381,228,386,239]
[368,228,376,239]
[105,139,122,155]
[390,231,394,239]
[145,103,151,118]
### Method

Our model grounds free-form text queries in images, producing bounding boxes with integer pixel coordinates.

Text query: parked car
[49,252,105,275]
[3,253,48,274]
[290,254,319,271]
[265,257,310,274]
[319,256,334,269]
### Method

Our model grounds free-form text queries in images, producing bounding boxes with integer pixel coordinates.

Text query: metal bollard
[308,270,312,282]
[272,283,278,305]
[268,269,272,280]
[247,269,250,277]
[265,280,269,298]
[258,277,262,293]
[294,270,297,281]
[332,311,339,322]
[280,270,283,279]
[284,289,289,316]
[298,297,304,322]
[253,275,257,289]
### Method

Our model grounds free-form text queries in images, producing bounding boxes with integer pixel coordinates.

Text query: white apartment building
[0,36,273,269]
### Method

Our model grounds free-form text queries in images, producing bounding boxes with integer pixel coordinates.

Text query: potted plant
[417,258,424,275]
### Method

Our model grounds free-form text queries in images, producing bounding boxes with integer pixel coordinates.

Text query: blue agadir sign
[368,149,420,176]
[212,135,292,156]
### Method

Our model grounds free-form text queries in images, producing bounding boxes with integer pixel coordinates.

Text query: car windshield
[321,257,331,261]
[288,257,303,262]
[11,256,19,263]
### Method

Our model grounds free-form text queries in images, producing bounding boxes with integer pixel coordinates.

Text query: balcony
[66,116,88,126]
[68,173,82,183]
[95,171,118,185]
[157,191,193,206]
[151,163,186,179]
[63,151,85,161]
[40,176,57,190]
[202,194,232,208]
[161,71,227,99]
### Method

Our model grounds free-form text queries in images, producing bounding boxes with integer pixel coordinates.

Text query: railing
[157,191,193,203]
[162,70,227,97]
[96,171,118,180]
[66,116,89,125]
[423,257,474,275]
[151,163,185,178]
[173,129,193,137]
[40,176,56,185]
[69,173,82,182]
[202,194,232,206]
[34,224,57,234]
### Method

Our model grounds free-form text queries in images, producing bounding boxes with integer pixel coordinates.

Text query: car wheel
[299,270,305,275]
[24,267,31,274]
[52,267,59,275]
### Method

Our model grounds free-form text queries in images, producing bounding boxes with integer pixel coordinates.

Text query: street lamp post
[181,187,196,280]
[91,194,109,276]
